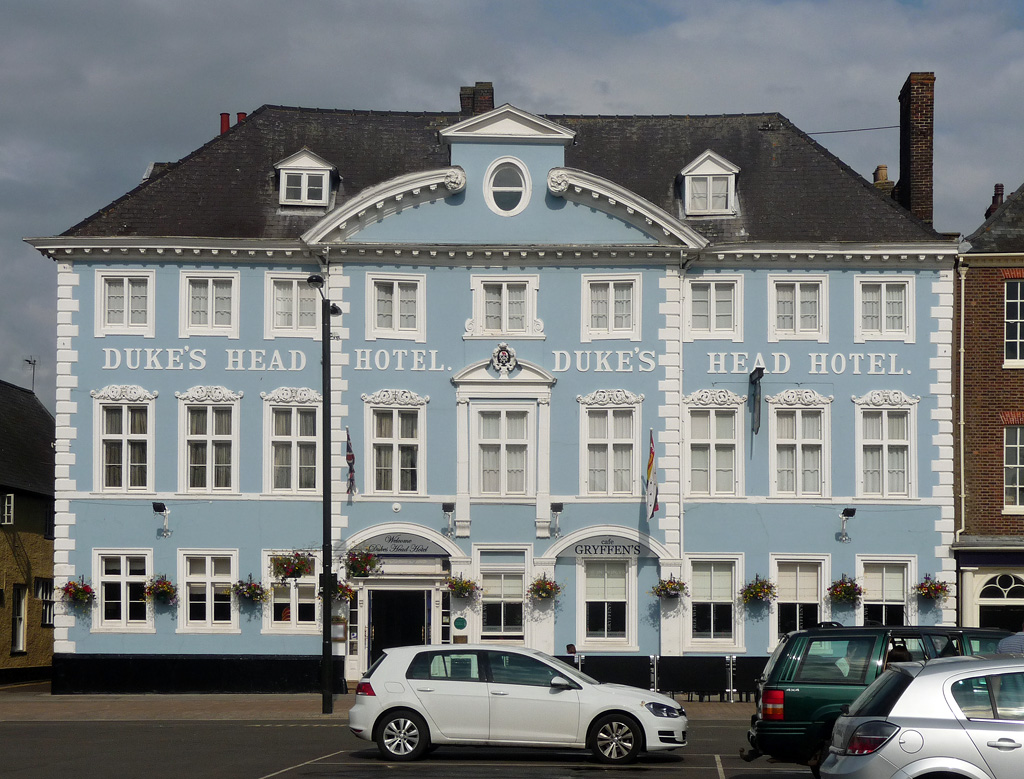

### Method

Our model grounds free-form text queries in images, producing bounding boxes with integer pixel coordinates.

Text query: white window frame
[853,390,918,499]
[474,545,530,645]
[95,270,156,338]
[176,386,242,494]
[685,554,744,652]
[576,557,638,652]
[680,150,739,216]
[857,555,916,626]
[1,493,13,525]
[92,549,154,633]
[465,274,543,339]
[262,388,321,494]
[1005,425,1024,512]
[767,389,833,499]
[577,390,642,498]
[11,584,26,653]
[471,401,535,498]
[279,170,329,206]
[769,553,830,649]
[177,549,239,634]
[362,389,428,496]
[34,577,55,627]
[1006,280,1024,368]
[93,389,156,493]
[262,550,321,635]
[854,275,915,343]
[580,273,642,342]
[683,389,745,497]
[683,275,743,342]
[365,272,427,343]
[768,275,829,343]
[483,156,531,217]
[264,273,320,340]
[178,271,240,339]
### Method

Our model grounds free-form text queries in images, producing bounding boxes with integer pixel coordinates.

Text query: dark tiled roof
[966,184,1024,253]
[0,380,54,497]
[65,104,940,245]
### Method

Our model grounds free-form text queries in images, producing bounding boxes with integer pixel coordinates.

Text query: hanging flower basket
[651,576,688,598]
[527,574,562,601]
[61,577,95,607]
[914,574,950,601]
[271,552,315,580]
[740,575,779,604]
[232,576,269,604]
[443,575,480,599]
[828,575,863,605]
[144,575,178,605]
[345,548,381,578]
[320,581,357,602]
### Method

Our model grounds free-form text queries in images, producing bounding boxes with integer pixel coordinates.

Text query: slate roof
[0,380,55,497]
[64,103,941,245]
[965,183,1024,253]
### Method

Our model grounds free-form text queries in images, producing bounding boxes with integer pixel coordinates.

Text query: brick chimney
[985,183,1005,219]
[895,72,935,225]
[459,82,495,116]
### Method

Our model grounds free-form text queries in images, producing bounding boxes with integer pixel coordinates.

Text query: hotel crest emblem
[490,343,518,376]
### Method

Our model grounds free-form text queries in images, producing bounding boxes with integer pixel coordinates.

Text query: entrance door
[369,589,430,663]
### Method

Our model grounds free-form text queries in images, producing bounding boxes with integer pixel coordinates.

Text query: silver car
[821,654,1024,779]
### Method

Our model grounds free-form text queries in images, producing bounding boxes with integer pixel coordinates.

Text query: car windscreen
[848,668,914,716]
[543,653,601,685]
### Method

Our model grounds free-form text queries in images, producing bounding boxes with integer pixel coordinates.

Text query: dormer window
[274,149,335,207]
[680,150,739,216]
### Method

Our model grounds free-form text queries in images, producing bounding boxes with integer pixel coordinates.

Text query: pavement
[0,680,755,722]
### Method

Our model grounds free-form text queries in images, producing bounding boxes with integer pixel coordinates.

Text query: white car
[348,644,688,763]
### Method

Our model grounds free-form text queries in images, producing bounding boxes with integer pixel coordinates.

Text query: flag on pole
[645,429,659,520]
[346,427,356,495]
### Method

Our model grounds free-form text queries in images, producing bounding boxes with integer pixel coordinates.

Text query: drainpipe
[957,259,968,543]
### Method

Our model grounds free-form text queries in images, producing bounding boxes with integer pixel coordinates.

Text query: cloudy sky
[4,0,1024,412]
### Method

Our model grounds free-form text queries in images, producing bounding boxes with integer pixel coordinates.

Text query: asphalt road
[0,719,813,779]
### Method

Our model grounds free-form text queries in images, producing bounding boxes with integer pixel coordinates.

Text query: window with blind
[769,276,828,342]
[768,391,833,499]
[97,271,155,337]
[266,275,318,338]
[267,404,318,493]
[366,273,426,342]
[178,388,242,493]
[481,572,524,640]
[372,407,422,494]
[856,277,913,343]
[474,406,532,497]
[687,407,740,496]
[179,272,239,338]
[862,562,908,626]
[776,560,822,636]
[860,409,910,497]
[685,276,742,341]
[99,403,152,492]
[585,560,628,641]
[581,274,641,341]
[691,560,735,640]
[466,275,543,339]
[583,406,637,496]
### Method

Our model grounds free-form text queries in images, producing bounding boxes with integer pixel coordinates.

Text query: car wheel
[589,713,643,764]
[807,739,830,779]
[376,710,429,761]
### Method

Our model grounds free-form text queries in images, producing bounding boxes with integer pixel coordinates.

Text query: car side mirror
[550,675,575,690]
[839,704,849,716]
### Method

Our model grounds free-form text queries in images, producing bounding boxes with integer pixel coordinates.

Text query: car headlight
[645,702,682,718]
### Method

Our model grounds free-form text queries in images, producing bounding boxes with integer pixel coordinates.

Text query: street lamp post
[308,273,339,714]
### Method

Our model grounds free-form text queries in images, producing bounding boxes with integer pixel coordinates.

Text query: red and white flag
[645,429,659,521]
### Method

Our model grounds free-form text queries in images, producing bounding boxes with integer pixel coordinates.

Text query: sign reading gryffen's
[568,536,650,558]
[362,533,449,557]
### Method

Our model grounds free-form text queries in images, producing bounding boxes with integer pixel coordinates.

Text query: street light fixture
[307,272,341,714]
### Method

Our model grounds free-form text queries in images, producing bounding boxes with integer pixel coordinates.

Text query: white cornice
[440,105,576,146]
[300,167,466,245]
[25,237,312,263]
[547,167,708,249]
[695,242,957,266]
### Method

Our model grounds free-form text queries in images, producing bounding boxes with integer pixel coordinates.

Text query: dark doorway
[980,604,1024,632]
[369,590,430,663]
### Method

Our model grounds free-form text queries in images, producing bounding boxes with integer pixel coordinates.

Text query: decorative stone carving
[766,389,834,406]
[444,168,467,191]
[174,386,243,403]
[851,389,920,406]
[681,388,747,407]
[490,343,518,376]
[260,388,322,404]
[577,389,645,407]
[547,170,570,194]
[90,385,158,402]
[360,389,430,406]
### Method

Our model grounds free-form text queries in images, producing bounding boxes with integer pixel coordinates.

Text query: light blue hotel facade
[30,94,957,690]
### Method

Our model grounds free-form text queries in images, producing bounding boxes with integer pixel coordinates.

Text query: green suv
[743,624,1009,776]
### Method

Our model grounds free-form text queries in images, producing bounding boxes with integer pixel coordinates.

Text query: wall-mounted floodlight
[838,507,856,543]
[551,502,564,538]
[442,502,456,537]
[153,502,171,538]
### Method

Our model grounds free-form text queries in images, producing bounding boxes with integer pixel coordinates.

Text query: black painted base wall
[52,654,348,695]
[0,666,51,685]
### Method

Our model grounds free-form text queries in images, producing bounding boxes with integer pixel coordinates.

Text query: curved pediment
[301,167,467,245]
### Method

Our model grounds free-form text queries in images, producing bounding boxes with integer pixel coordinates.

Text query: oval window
[485,158,530,216]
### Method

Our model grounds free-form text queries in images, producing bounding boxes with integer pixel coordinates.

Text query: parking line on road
[255,749,347,779]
